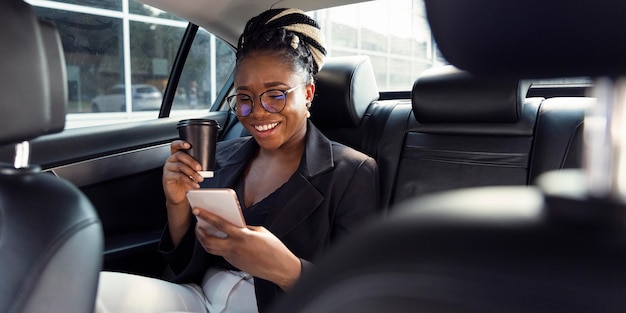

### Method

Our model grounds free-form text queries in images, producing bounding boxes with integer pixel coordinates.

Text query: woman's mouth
[254,122,279,132]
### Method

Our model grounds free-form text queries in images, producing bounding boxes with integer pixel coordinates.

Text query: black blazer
[160,121,380,312]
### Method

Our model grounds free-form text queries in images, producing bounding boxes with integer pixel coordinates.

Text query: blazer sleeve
[330,156,380,243]
[158,218,198,275]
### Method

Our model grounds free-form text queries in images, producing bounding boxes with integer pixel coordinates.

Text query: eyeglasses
[226,84,306,117]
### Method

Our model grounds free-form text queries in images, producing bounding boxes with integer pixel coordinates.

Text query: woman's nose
[249,99,269,117]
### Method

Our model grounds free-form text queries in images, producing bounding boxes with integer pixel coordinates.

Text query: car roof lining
[136,0,369,47]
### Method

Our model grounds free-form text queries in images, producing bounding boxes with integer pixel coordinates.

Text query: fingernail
[192,209,200,215]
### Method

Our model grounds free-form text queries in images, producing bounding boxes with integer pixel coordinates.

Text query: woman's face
[234,52,314,152]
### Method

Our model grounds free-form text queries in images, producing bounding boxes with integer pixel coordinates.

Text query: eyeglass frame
[226,83,307,117]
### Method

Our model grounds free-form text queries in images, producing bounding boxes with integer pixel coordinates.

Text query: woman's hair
[236,8,327,81]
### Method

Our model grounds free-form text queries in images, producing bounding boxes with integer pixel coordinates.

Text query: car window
[310,0,447,91]
[169,28,236,119]
[30,0,233,128]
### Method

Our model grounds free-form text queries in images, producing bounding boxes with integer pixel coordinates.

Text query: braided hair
[236,8,327,82]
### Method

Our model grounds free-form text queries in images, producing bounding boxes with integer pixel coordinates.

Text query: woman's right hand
[162,140,204,246]
[163,140,204,205]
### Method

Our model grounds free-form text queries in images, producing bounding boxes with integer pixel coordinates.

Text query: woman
[95,8,379,313]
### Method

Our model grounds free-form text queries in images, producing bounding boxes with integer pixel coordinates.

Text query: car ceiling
[136,0,370,47]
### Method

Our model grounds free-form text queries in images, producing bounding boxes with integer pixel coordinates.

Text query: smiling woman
[94,7,380,313]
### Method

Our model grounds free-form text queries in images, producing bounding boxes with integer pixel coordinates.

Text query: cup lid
[177,119,219,128]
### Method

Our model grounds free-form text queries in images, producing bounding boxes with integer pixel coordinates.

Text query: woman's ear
[305,83,315,103]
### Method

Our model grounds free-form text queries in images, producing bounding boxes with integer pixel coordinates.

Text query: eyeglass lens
[232,90,287,117]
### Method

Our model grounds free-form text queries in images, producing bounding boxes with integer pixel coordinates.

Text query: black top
[216,176,278,270]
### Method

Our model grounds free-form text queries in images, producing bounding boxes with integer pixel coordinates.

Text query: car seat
[269,0,626,312]
[0,1,104,312]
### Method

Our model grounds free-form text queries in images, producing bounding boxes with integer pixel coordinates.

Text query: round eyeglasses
[226,84,306,117]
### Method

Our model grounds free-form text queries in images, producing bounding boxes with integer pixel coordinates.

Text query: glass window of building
[311,0,446,91]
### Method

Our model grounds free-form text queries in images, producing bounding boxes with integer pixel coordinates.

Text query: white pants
[94,269,257,313]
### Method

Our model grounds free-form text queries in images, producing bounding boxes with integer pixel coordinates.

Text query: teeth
[254,122,279,132]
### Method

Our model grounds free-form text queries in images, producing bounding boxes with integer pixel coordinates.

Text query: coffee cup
[177,119,219,178]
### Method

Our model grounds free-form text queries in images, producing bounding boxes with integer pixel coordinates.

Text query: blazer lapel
[266,121,333,238]
[266,173,324,238]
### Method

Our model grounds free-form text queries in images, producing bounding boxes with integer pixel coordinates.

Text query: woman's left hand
[193,208,302,291]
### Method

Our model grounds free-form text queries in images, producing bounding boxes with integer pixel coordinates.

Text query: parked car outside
[91,84,163,112]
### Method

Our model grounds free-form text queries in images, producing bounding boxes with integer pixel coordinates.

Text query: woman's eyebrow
[235,82,289,92]
[263,81,289,88]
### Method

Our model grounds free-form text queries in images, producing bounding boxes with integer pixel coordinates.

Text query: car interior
[1,0,624,312]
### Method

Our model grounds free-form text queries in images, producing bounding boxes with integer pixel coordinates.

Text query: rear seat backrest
[529,96,593,182]
[390,65,541,205]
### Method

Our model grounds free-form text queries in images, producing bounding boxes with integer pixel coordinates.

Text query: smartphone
[186,188,246,238]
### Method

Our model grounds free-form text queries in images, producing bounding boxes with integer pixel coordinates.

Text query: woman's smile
[253,122,280,132]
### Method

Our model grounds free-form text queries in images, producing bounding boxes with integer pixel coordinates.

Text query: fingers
[169,141,202,169]
[194,209,242,235]
[164,141,204,183]
[193,209,243,254]
[164,158,202,185]
[195,223,225,254]
[170,140,191,154]
[162,140,205,204]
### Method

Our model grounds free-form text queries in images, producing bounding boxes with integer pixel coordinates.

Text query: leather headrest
[39,20,67,134]
[0,1,65,146]
[311,56,379,128]
[424,0,626,78]
[412,65,530,123]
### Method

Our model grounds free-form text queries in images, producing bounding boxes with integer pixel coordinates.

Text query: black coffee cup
[177,119,219,178]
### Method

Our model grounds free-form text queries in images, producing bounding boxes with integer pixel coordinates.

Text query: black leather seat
[271,173,626,313]
[270,0,626,312]
[384,66,589,207]
[310,55,380,155]
[391,65,541,204]
[528,96,593,183]
[0,1,103,312]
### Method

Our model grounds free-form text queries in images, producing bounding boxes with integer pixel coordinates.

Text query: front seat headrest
[0,2,65,146]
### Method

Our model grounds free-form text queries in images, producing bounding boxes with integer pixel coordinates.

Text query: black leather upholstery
[390,67,539,204]
[271,178,626,313]
[307,55,385,157]
[0,1,103,312]
[529,97,593,183]
[38,19,67,134]
[0,2,51,145]
[0,170,103,313]
[412,65,528,123]
[311,55,379,128]
[271,0,624,310]
[424,0,626,78]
